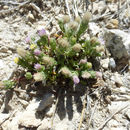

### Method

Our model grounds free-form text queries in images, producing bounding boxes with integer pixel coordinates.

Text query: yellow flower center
[14,57,19,64]
[30,44,37,50]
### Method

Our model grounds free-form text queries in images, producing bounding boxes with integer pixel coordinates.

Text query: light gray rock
[104,29,130,61]
[27,11,35,22]
[124,109,130,120]
[89,22,101,36]
[111,72,123,87]
[100,58,109,69]
[18,110,41,127]
[109,58,116,69]
[37,119,51,130]
[0,113,9,124]
[37,93,54,111]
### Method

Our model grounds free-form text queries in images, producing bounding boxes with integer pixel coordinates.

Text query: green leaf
[76,21,88,39]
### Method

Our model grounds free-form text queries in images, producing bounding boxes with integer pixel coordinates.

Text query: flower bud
[82,12,92,23]
[96,46,105,52]
[72,43,82,52]
[62,15,70,24]
[60,67,71,77]
[90,37,99,44]
[33,72,45,82]
[71,37,77,44]
[72,75,80,84]
[57,38,69,48]
[82,71,91,79]
[85,62,92,69]
[43,56,56,66]
[75,16,81,23]
[68,21,79,31]
[17,47,29,57]
[25,72,32,79]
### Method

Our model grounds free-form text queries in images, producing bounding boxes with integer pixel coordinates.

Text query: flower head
[82,11,92,23]
[68,21,79,31]
[34,63,41,70]
[60,67,71,77]
[57,38,69,48]
[72,43,82,52]
[34,49,41,56]
[62,15,70,24]
[30,44,37,50]
[72,75,80,84]
[82,71,91,79]
[25,36,31,43]
[75,16,81,23]
[96,46,105,52]
[33,72,46,82]
[43,56,56,66]
[38,29,46,36]
[14,57,19,64]
[90,37,99,44]
[17,47,29,57]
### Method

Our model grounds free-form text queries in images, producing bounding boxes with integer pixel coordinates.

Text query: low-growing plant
[2,12,104,89]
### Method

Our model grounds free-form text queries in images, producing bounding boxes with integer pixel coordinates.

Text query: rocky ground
[0,0,130,130]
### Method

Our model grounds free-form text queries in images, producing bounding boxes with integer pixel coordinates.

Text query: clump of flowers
[2,12,104,89]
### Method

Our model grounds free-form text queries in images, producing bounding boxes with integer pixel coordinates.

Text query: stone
[37,93,54,111]
[0,46,8,53]
[111,73,123,87]
[18,110,41,127]
[100,58,109,69]
[109,58,116,69]
[27,12,35,22]
[0,113,9,124]
[106,19,118,29]
[37,119,51,130]
[89,22,101,36]
[124,108,130,120]
[3,6,9,10]
[104,29,130,61]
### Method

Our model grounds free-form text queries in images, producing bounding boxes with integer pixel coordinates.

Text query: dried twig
[0,0,36,15]
[29,3,44,18]
[97,105,129,130]
[78,90,88,130]
[73,0,78,17]
[0,1,21,5]
[87,100,98,129]
[51,89,61,128]
[65,0,72,19]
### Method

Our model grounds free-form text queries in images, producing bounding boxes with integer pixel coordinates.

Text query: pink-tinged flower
[38,29,46,36]
[79,58,87,64]
[25,36,31,43]
[34,63,41,70]
[96,71,102,79]
[72,75,80,84]
[34,49,41,56]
